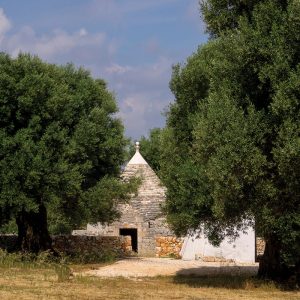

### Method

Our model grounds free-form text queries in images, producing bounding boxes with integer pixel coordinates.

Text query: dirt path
[84,257,258,278]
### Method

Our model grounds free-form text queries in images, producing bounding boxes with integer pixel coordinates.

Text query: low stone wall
[52,235,130,256]
[0,234,131,257]
[155,236,183,258]
[121,235,132,253]
[0,234,266,261]
[0,234,17,252]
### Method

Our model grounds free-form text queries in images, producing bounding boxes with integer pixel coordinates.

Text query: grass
[0,251,299,299]
[0,268,299,299]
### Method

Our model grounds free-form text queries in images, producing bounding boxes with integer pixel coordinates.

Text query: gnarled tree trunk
[16,204,52,253]
[258,235,289,281]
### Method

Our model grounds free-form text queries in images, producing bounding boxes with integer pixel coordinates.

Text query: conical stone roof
[84,142,173,256]
[126,142,148,165]
[121,142,166,221]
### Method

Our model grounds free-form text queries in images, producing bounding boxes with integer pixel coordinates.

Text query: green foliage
[67,248,118,264]
[0,219,17,234]
[200,0,287,37]
[162,0,300,275]
[0,53,135,237]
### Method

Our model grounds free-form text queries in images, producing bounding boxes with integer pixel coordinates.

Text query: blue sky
[0,0,208,138]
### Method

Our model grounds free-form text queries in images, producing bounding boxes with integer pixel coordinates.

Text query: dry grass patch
[0,266,299,300]
[70,261,115,273]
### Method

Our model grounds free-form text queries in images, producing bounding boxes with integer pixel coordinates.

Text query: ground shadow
[173,265,299,291]
[173,265,262,289]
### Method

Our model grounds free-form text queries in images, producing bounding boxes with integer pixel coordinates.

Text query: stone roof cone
[84,141,172,257]
[127,142,148,165]
[121,142,166,221]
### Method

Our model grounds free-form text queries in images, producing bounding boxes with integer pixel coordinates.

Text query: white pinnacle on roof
[127,142,148,165]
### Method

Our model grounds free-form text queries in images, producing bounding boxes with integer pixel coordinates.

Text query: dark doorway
[120,228,138,252]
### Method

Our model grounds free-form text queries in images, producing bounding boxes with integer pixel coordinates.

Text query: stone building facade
[85,142,178,257]
[78,142,256,262]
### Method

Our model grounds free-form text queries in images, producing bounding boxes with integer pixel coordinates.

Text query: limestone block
[256,237,265,256]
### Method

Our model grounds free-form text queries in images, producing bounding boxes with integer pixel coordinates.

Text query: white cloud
[118,92,167,139]
[78,28,87,37]
[5,26,106,60]
[105,63,133,75]
[0,7,176,138]
[0,8,108,60]
[105,57,172,87]
[104,57,173,138]
[0,8,11,43]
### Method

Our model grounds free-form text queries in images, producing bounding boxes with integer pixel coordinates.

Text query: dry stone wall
[256,237,265,260]
[155,236,183,258]
[52,235,130,256]
[86,163,174,256]
[0,234,17,252]
[0,234,131,257]
[0,234,263,262]
[121,235,132,253]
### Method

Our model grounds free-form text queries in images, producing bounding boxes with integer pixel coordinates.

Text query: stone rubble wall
[84,163,173,256]
[0,234,132,256]
[155,236,183,258]
[256,237,265,257]
[0,234,265,261]
[0,234,17,252]
[52,235,131,256]
[121,235,132,253]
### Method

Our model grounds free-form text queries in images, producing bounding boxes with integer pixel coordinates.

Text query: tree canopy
[200,0,288,37]
[161,0,300,281]
[0,53,137,252]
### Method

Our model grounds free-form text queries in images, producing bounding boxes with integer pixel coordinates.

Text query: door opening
[119,228,138,252]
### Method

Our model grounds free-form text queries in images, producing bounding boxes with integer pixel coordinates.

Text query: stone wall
[0,234,131,257]
[120,235,132,253]
[0,234,17,252]
[0,234,265,261]
[256,237,265,259]
[121,164,170,256]
[52,235,130,256]
[155,236,183,258]
[85,163,173,257]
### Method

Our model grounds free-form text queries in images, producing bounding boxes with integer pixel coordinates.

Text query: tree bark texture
[16,204,52,253]
[258,235,290,281]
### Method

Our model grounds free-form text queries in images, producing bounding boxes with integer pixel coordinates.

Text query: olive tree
[0,53,136,252]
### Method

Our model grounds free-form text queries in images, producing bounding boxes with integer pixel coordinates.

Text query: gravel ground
[84,257,259,278]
